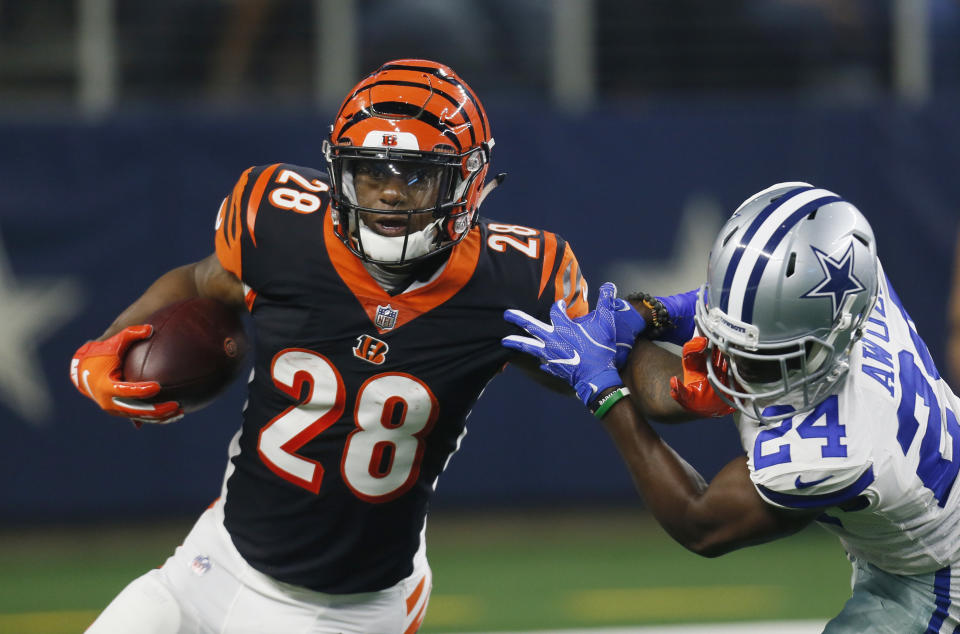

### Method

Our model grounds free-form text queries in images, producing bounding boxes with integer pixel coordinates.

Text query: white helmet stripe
[725,188,839,320]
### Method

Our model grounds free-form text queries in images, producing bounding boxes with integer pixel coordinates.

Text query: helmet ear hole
[721,227,738,247]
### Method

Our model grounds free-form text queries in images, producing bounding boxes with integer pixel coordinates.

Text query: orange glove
[70,325,183,424]
[669,336,735,418]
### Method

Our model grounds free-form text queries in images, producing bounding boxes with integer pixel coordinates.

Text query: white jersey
[738,262,960,575]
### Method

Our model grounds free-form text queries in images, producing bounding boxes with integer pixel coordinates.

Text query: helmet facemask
[324,141,489,266]
[696,289,852,423]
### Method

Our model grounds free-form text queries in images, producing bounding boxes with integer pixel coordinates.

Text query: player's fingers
[114,324,153,353]
[111,397,180,418]
[682,336,708,355]
[669,375,687,404]
[549,300,574,325]
[111,381,162,398]
[597,282,617,307]
[503,309,553,339]
[501,334,546,358]
[131,409,184,426]
[106,327,149,361]
[123,324,153,340]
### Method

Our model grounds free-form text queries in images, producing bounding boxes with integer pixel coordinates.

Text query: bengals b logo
[353,334,389,365]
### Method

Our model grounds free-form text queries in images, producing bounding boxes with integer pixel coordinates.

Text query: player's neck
[364,252,451,296]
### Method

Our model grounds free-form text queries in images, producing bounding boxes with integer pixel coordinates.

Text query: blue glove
[656,289,698,346]
[503,282,623,407]
[612,298,647,370]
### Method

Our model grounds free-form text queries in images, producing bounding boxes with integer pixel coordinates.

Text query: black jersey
[213,163,589,593]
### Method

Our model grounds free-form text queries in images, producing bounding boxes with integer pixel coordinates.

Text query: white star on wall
[0,227,84,426]
[604,193,726,297]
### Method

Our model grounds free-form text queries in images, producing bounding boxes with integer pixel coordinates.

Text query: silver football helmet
[695,182,879,423]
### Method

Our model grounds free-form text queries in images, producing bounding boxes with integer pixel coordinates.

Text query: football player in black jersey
[72,59,591,633]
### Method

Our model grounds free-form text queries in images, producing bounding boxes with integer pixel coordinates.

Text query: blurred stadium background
[1,1,959,632]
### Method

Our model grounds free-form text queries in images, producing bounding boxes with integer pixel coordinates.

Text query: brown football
[123,297,248,413]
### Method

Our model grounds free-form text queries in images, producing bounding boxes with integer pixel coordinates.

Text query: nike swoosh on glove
[669,336,735,418]
[503,281,623,407]
[70,325,183,424]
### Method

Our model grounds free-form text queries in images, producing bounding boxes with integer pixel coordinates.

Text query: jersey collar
[324,209,481,333]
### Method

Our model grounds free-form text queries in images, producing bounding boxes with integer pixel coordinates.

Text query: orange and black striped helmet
[323,59,496,265]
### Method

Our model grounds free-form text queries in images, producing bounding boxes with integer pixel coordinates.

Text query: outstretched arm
[502,282,815,555]
[600,396,819,556]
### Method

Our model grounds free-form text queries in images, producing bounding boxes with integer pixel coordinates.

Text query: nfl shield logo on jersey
[375,304,398,331]
[190,555,212,576]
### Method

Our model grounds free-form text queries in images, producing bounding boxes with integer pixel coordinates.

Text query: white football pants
[86,501,432,634]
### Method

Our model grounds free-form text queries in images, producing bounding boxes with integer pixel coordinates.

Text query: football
[123,297,248,413]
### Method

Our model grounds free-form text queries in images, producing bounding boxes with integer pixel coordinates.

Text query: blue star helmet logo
[801,243,865,319]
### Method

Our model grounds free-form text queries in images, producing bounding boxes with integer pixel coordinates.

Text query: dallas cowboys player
[503,182,960,632]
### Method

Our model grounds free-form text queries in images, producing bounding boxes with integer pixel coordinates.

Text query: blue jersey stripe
[718,186,812,313]
[756,465,874,509]
[740,195,842,323]
[926,566,951,633]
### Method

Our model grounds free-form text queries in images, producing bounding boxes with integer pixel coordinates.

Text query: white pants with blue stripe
[825,556,959,633]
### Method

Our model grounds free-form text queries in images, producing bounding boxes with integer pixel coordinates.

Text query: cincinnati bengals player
[73,59,589,633]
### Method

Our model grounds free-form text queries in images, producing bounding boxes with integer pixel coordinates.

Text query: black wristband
[626,292,675,338]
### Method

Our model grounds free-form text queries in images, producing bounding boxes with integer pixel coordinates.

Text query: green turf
[420,510,850,632]
[0,510,852,633]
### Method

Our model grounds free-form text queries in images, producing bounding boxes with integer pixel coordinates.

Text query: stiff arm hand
[503,282,623,407]
[71,325,183,424]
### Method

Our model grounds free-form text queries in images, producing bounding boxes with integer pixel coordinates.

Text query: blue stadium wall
[1,99,957,522]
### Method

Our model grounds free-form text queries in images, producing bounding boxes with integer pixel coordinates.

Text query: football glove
[612,297,647,370]
[656,289,698,346]
[503,281,623,407]
[70,325,183,424]
[669,336,735,418]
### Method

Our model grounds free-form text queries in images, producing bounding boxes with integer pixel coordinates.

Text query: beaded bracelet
[590,386,631,419]
[626,292,675,339]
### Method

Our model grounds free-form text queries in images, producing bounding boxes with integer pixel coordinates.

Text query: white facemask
[357,218,442,262]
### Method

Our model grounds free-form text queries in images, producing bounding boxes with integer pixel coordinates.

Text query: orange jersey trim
[245,163,281,248]
[538,231,559,299]
[324,209,481,333]
[554,243,589,318]
[214,167,254,279]
[243,288,258,312]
